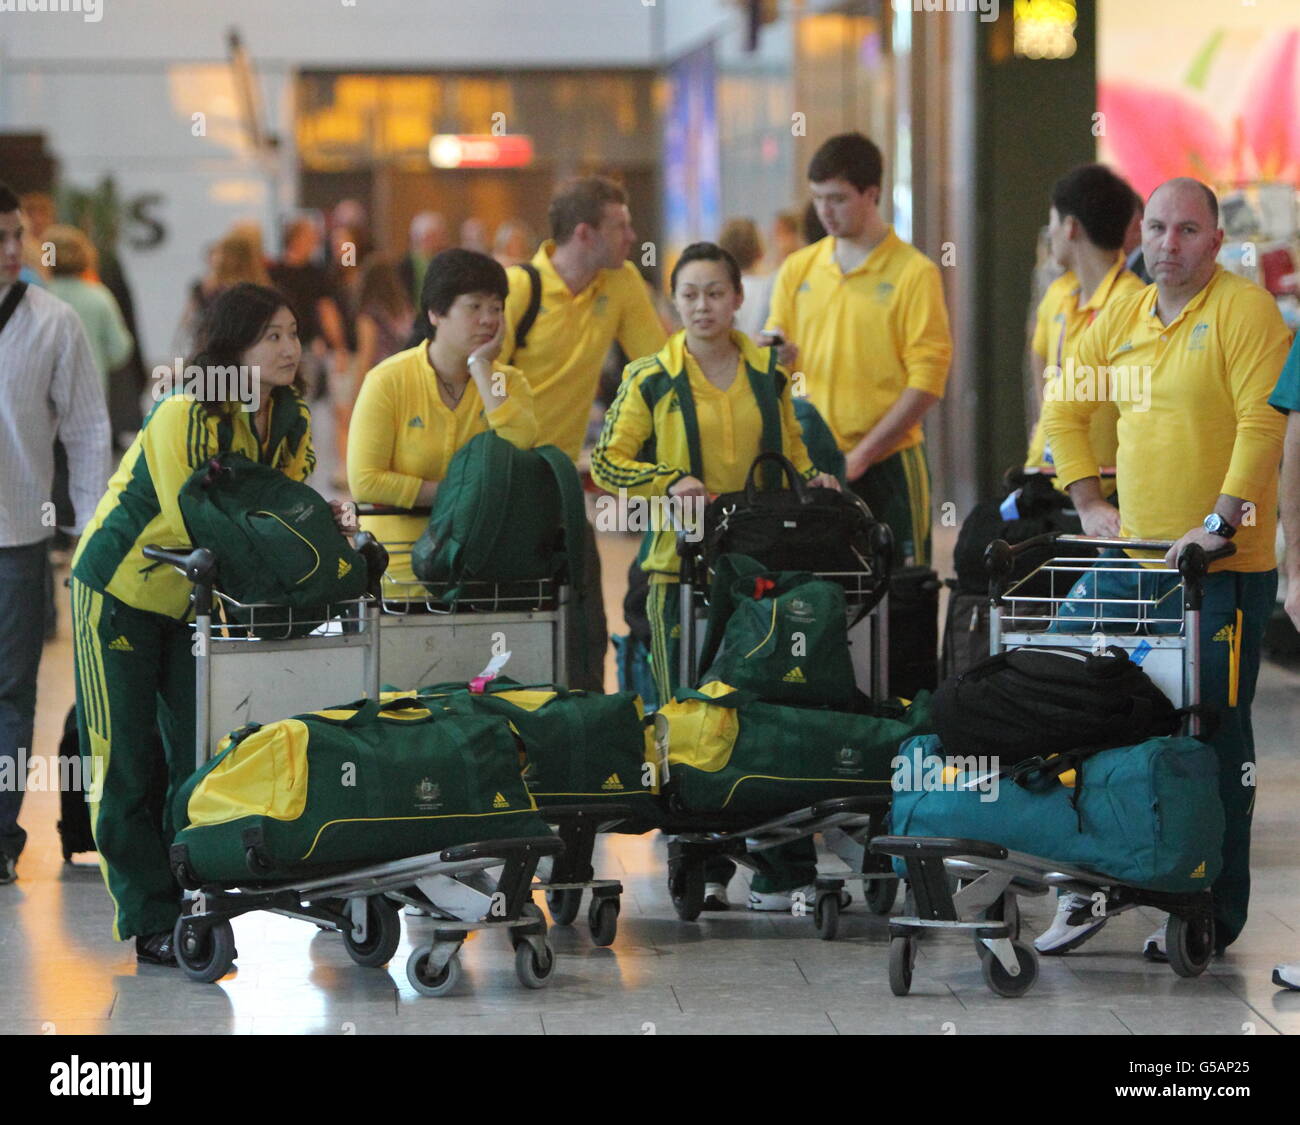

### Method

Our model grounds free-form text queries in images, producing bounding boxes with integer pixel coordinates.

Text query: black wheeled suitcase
[888,566,941,699]
[56,706,96,862]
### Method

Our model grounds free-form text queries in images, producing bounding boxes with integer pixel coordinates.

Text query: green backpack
[412,678,659,808]
[697,553,858,708]
[410,431,587,603]
[171,696,551,883]
[178,452,369,637]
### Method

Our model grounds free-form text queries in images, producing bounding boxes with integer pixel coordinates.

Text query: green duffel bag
[410,432,587,602]
[171,697,551,884]
[409,679,660,808]
[178,451,369,637]
[697,554,858,708]
[655,681,933,817]
[889,734,1224,893]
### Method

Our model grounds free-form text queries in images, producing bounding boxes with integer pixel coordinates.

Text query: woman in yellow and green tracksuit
[70,283,335,964]
[592,241,840,913]
[347,248,537,587]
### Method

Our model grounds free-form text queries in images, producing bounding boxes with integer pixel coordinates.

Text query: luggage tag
[470,649,512,694]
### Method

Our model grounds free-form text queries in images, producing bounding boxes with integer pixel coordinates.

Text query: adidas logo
[1212,625,1233,642]
[666,398,682,413]
[108,635,133,652]
[337,557,352,579]
[408,416,425,428]
[1190,861,1207,879]
[601,773,624,791]
[782,666,806,683]
[492,792,509,809]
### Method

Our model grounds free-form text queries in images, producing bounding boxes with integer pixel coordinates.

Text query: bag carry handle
[743,450,809,505]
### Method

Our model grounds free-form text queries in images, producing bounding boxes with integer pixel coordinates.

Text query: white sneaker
[1143,917,1169,962]
[702,882,730,911]
[1272,963,1300,991]
[1034,892,1108,955]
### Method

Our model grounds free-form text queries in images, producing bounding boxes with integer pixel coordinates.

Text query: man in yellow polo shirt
[1024,164,1145,493]
[1040,177,1289,959]
[763,132,952,568]
[499,176,667,691]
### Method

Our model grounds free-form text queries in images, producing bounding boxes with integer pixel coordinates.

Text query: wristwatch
[1202,513,1236,539]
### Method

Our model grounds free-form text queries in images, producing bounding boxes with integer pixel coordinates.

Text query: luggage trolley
[660,523,902,936]
[872,533,1234,997]
[143,541,564,994]
[353,504,627,947]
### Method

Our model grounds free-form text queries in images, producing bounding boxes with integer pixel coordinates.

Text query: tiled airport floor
[3,413,1298,1035]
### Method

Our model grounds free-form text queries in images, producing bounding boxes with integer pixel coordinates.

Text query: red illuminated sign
[428,134,535,169]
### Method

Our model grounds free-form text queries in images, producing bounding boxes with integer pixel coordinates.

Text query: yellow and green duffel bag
[411,679,660,809]
[654,681,933,817]
[171,697,551,884]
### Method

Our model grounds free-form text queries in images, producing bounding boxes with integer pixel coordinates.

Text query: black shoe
[0,853,16,885]
[135,931,178,966]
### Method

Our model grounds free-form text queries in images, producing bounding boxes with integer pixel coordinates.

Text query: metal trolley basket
[143,539,563,995]
[873,533,1233,998]
[657,522,902,938]
[356,504,570,689]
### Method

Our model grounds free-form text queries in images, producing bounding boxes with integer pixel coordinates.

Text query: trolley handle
[353,531,390,595]
[142,544,216,585]
[984,533,1236,577]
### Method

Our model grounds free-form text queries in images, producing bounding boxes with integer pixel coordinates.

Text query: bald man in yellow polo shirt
[1041,178,1289,958]
[499,177,667,690]
[764,132,952,569]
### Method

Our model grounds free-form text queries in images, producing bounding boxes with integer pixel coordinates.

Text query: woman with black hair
[70,282,331,964]
[592,241,838,913]
[347,248,537,584]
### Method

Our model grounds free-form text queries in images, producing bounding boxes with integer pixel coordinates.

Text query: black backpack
[953,471,1096,596]
[931,645,1184,769]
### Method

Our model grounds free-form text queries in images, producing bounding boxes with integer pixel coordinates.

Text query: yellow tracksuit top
[347,343,537,582]
[71,387,315,620]
[1042,267,1290,572]
[764,229,952,455]
[501,241,668,461]
[1024,257,1144,495]
[591,330,814,576]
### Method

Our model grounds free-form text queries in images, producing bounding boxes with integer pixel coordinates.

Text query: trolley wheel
[973,894,1021,950]
[1166,912,1212,978]
[172,916,236,983]
[342,895,401,967]
[865,877,898,916]
[814,893,841,941]
[515,938,556,989]
[670,862,705,922]
[588,896,619,947]
[406,946,462,997]
[509,901,547,949]
[888,935,916,996]
[546,887,583,926]
[979,941,1038,998]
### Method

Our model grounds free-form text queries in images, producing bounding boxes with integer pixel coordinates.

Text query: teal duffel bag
[656,681,933,817]
[171,697,552,884]
[889,734,1224,893]
[410,679,660,809]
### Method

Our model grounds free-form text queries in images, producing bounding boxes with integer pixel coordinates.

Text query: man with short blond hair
[499,175,667,691]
